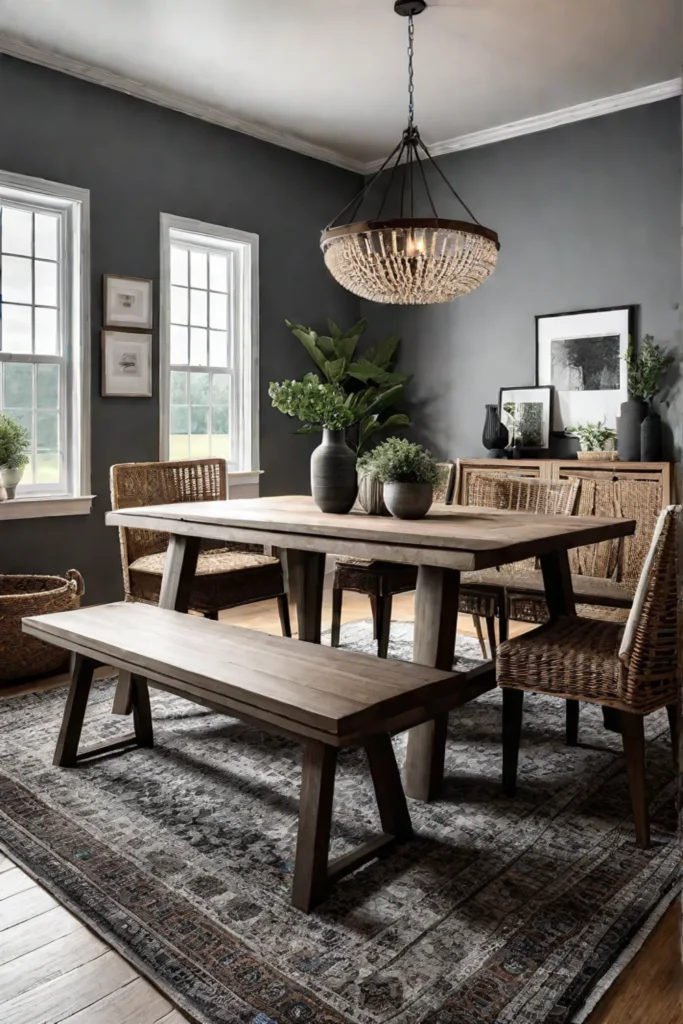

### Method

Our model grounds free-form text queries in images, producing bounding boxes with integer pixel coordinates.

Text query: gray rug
[0,620,678,1024]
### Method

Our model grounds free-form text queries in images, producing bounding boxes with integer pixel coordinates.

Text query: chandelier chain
[407,15,415,128]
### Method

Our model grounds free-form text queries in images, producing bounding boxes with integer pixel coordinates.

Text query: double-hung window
[0,171,90,513]
[160,214,258,476]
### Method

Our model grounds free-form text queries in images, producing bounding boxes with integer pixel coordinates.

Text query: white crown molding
[1,34,679,177]
[363,78,682,173]
[0,34,367,174]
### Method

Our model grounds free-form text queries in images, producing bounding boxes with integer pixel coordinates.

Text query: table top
[107,495,635,572]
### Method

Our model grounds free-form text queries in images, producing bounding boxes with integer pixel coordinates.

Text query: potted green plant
[269,373,357,513]
[566,421,617,461]
[0,413,30,499]
[285,318,411,453]
[369,437,441,519]
[620,337,674,461]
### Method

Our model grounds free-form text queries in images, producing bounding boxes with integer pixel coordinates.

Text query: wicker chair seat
[497,617,625,705]
[130,548,279,576]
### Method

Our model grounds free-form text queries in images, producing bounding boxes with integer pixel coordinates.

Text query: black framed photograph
[499,385,553,450]
[101,331,152,397]
[536,305,636,433]
[104,274,154,330]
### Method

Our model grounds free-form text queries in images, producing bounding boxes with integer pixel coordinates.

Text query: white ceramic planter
[383,481,433,520]
[0,465,25,500]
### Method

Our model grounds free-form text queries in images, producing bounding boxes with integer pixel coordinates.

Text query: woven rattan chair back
[464,471,580,571]
[618,504,681,711]
[568,476,664,583]
[110,459,226,599]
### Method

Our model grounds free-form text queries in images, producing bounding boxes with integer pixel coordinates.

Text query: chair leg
[277,594,292,638]
[376,594,392,659]
[292,741,337,912]
[566,699,580,746]
[364,734,413,841]
[204,610,219,621]
[370,595,378,639]
[53,655,97,767]
[498,610,509,644]
[485,616,497,659]
[666,703,678,768]
[473,615,488,659]
[502,688,524,796]
[330,588,342,647]
[620,711,649,848]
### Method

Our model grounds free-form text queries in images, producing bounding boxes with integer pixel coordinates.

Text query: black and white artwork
[102,331,152,397]
[499,386,552,449]
[536,307,634,432]
[104,275,153,330]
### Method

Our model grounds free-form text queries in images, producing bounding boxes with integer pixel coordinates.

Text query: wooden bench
[22,602,494,912]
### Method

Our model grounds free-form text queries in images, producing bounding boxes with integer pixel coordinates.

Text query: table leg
[404,566,461,802]
[112,535,201,714]
[539,549,580,743]
[286,549,326,643]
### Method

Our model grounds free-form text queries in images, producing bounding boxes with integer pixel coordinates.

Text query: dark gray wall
[0,55,361,602]
[361,100,682,464]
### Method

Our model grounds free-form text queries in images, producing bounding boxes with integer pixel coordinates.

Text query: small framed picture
[102,331,152,397]
[499,385,553,450]
[536,305,636,432]
[104,274,153,329]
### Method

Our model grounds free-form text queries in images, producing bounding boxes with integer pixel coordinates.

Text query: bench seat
[23,602,494,911]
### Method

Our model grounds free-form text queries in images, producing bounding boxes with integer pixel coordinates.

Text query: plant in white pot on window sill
[0,413,30,500]
[371,437,441,520]
[269,373,358,513]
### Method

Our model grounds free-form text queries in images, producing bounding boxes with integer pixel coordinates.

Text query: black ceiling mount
[394,0,427,16]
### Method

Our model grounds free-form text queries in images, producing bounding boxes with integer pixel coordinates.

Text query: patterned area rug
[0,620,678,1024]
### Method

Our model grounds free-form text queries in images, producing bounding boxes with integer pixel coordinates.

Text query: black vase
[482,404,508,459]
[617,398,647,462]
[640,409,662,462]
[310,428,357,513]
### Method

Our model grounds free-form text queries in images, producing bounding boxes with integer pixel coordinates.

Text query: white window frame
[159,213,259,480]
[0,171,91,519]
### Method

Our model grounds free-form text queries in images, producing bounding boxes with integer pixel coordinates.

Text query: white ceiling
[0,0,680,171]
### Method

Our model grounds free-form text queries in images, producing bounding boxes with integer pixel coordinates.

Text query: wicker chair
[497,505,681,848]
[458,472,581,656]
[330,462,456,657]
[110,459,291,633]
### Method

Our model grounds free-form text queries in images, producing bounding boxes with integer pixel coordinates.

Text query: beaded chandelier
[321,0,500,305]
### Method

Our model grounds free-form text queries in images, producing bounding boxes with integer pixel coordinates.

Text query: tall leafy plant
[285,317,411,452]
[624,336,674,401]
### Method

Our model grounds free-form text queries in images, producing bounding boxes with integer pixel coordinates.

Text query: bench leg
[292,741,337,912]
[132,675,154,748]
[365,735,412,841]
[53,654,97,767]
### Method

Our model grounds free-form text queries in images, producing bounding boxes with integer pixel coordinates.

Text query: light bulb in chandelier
[320,3,500,305]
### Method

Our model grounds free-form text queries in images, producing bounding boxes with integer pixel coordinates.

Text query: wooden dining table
[106,495,635,802]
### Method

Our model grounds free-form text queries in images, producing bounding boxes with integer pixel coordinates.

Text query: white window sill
[0,495,95,521]
[228,470,263,487]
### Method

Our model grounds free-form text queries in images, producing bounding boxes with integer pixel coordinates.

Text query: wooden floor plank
[0,927,108,1005]
[0,949,135,1024]
[155,1010,190,1024]
[0,868,37,902]
[60,976,173,1024]
[0,906,81,967]
[0,855,14,873]
[0,886,58,932]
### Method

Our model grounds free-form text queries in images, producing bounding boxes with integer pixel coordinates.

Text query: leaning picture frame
[104,274,154,330]
[101,331,153,397]
[499,385,553,450]
[535,305,636,433]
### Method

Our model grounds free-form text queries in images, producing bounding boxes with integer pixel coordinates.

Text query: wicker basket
[0,570,85,683]
[577,450,619,461]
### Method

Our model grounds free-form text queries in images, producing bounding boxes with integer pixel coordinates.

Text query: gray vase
[310,429,357,514]
[357,472,389,516]
[383,481,433,520]
[617,398,647,462]
[640,409,662,462]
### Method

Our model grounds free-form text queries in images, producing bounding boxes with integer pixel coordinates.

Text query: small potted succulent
[0,413,30,499]
[269,373,357,513]
[566,421,618,461]
[369,437,441,519]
